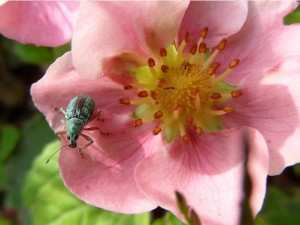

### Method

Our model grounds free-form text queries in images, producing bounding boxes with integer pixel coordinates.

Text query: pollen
[119,27,242,144]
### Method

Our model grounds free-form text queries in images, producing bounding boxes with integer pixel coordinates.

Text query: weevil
[52,94,109,159]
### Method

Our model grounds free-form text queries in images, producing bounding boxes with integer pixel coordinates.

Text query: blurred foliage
[23,141,150,225]
[284,5,300,25]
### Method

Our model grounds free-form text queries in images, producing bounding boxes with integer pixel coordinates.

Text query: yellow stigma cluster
[119,28,242,144]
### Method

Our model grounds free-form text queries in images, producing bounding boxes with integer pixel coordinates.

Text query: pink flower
[31,1,300,225]
[0,1,80,47]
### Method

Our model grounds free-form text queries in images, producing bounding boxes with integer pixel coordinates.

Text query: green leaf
[23,141,150,225]
[152,212,186,225]
[0,125,20,161]
[254,216,268,225]
[258,187,300,225]
[5,114,56,207]
[13,43,54,64]
[284,5,300,25]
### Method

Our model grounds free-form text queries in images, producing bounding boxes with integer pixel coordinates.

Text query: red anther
[124,84,133,90]
[231,90,243,98]
[158,78,167,87]
[229,59,240,68]
[211,93,222,99]
[161,65,169,73]
[151,90,158,100]
[199,42,206,53]
[153,127,162,135]
[195,127,203,135]
[223,106,234,113]
[186,116,193,125]
[138,91,148,97]
[154,110,163,119]
[208,67,217,76]
[183,135,189,145]
[119,98,130,105]
[190,44,198,55]
[148,58,155,67]
[160,48,167,57]
[217,39,226,51]
[200,27,208,38]
[211,62,220,68]
[185,32,190,43]
[133,119,143,127]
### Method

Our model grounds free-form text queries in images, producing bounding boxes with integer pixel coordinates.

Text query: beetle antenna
[46,144,69,164]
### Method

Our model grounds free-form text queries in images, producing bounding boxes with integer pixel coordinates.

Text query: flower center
[119,27,242,144]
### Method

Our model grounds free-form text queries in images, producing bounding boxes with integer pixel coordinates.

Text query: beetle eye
[75,135,79,140]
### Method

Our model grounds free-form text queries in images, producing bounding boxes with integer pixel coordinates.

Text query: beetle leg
[91,109,110,122]
[55,130,67,140]
[83,126,110,135]
[53,107,66,115]
[78,133,94,158]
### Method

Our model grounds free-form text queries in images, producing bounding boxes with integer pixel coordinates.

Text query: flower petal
[178,1,248,46]
[222,56,300,175]
[0,1,80,46]
[31,52,158,212]
[217,1,300,83]
[72,1,189,78]
[135,127,269,225]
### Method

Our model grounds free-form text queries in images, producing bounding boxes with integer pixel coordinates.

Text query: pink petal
[72,1,189,78]
[0,0,8,6]
[31,52,158,212]
[216,1,300,83]
[135,127,269,225]
[178,1,248,47]
[0,1,80,47]
[221,56,300,175]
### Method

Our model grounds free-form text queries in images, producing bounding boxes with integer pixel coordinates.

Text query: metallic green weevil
[52,94,109,159]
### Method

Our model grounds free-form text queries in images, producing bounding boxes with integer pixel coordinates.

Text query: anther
[229,59,240,69]
[199,42,206,53]
[148,58,155,67]
[200,27,208,38]
[211,62,220,69]
[217,39,226,51]
[124,85,133,90]
[119,98,131,105]
[195,127,203,135]
[211,93,222,99]
[223,106,234,113]
[160,48,167,57]
[151,90,158,100]
[158,78,167,87]
[133,119,143,127]
[161,65,169,73]
[138,91,148,98]
[190,44,198,55]
[185,32,190,43]
[208,67,217,76]
[231,90,243,98]
[183,135,189,145]
[154,110,163,119]
[186,116,193,125]
[153,127,162,135]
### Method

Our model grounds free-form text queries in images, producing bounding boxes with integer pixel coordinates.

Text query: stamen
[190,44,198,55]
[200,27,208,38]
[133,119,143,127]
[151,90,158,100]
[223,106,234,113]
[214,59,239,83]
[231,90,243,98]
[148,58,155,67]
[186,116,193,125]
[198,42,206,53]
[124,85,133,90]
[161,65,169,73]
[153,127,162,135]
[211,93,222,99]
[154,110,163,119]
[119,98,131,105]
[194,92,201,111]
[229,59,240,68]
[195,127,203,135]
[183,135,189,145]
[185,32,190,43]
[138,91,148,98]
[160,48,167,57]
[217,39,227,51]
[158,78,167,87]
